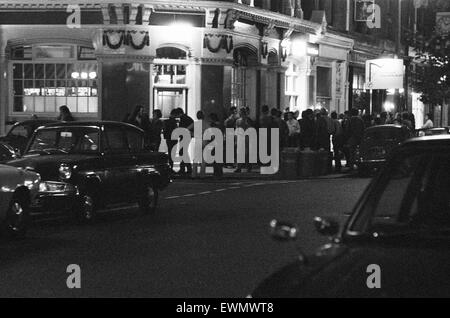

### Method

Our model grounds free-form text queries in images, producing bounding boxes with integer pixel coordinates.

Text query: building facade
[0,0,356,135]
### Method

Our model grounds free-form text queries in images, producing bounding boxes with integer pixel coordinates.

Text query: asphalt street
[0,176,371,298]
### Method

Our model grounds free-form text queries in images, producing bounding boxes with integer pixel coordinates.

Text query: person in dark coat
[149,109,164,152]
[299,109,316,149]
[209,113,224,177]
[347,108,365,170]
[314,110,331,151]
[163,109,179,172]
[177,108,194,176]
[271,108,289,151]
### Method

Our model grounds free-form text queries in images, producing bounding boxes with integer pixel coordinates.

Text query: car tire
[139,185,159,214]
[74,193,96,223]
[4,196,30,239]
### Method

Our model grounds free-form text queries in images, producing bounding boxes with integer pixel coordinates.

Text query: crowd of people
[47,103,435,178]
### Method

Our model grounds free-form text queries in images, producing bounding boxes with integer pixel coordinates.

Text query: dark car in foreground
[0,143,17,164]
[357,125,411,175]
[8,121,172,221]
[0,120,57,155]
[252,136,450,298]
[0,164,40,238]
[416,127,450,137]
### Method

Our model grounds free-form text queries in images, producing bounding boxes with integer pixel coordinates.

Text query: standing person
[128,105,151,144]
[314,110,331,151]
[149,109,164,152]
[209,113,224,177]
[234,107,253,173]
[224,107,239,129]
[163,109,179,173]
[347,108,365,170]
[341,111,352,168]
[189,111,211,178]
[57,105,75,122]
[422,113,434,130]
[272,108,289,151]
[299,109,316,150]
[331,112,344,173]
[177,108,194,176]
[286,112,301,147]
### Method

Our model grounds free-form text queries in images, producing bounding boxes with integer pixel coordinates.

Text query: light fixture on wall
[71,72,80,79]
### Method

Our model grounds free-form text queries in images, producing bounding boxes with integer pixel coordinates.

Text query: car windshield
[349,150,450,239]
[27,127,100,155]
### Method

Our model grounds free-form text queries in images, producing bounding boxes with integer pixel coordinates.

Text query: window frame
[8,44,99,118]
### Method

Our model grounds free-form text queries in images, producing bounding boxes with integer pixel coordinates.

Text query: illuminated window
[12,62,98,114]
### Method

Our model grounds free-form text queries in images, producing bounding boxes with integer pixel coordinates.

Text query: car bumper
[357,159,387,169]
[30,184,80,214]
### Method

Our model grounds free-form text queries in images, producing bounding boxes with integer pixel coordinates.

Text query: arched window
[156,46,187,60]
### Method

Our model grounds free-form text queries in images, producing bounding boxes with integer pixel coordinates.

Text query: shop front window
[10,44,98,116]
[12,62,98,115]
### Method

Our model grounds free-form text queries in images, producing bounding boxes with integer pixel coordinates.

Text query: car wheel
[4,196,29,238]
[139,185,159,214]
[74,194,96,223]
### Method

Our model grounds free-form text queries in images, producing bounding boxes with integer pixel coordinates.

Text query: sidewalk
[172,165,354,181]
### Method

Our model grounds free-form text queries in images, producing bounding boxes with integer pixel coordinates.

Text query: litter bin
[280,148,300,180]
[298,149,315,179]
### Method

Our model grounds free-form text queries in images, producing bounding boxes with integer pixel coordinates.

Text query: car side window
[9,125,29,138]
[104,126,128,154]
[125,128,144,153]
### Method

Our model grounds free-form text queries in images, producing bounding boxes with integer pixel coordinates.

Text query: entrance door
[153,88,188,118]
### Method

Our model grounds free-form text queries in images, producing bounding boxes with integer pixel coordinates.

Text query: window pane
[125,128,144,153]
[56,64,66,79]
[23,97,34,112]
[13,80,23,96]
[24,64,34,79]
[14,97,24,112]
[45,64,56,79]
[13,64,23,79]
[34,64,44,79]
[105,127,128,153]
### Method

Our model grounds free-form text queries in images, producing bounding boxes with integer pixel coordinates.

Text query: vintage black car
[416,127,450,137]
[251,136,450,298]
[0,120,57,155]
[357,125,411,175]
[0,143,17,164]
[7,121,172,221]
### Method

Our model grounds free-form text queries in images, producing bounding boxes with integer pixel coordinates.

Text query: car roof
[365,125,403,132]
[41,121,143,131]
[401,135,450,148]
[14,119,58,127]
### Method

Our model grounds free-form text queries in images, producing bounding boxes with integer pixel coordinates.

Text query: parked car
[416,127,450,137]
[251,136,450,298]
[0,120,57,155]
[357,125,411,175]
[0,165,40,237]
[0,143,18,164]
[7,121,172,222]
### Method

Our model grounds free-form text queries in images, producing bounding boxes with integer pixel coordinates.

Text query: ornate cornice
[0,1,323,35]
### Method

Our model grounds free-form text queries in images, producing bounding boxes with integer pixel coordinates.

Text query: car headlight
[59,164,72,180]
[39,182,69,193]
